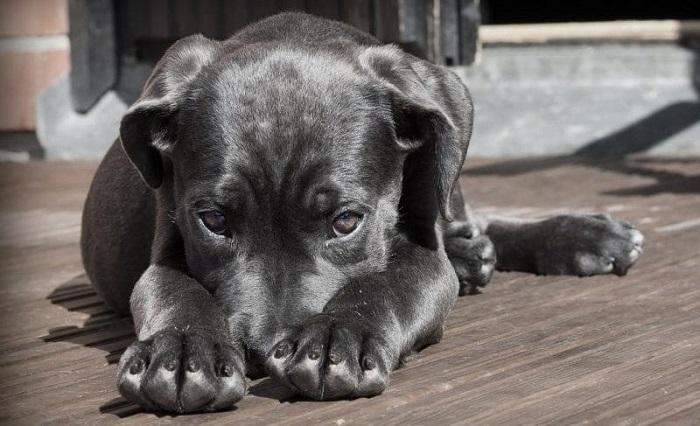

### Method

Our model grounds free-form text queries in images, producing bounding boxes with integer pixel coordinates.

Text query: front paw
[265,315,393,400]
[117,329,245,413]
[536,214,645,276]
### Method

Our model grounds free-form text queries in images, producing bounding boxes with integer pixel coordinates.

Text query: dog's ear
[359,45,473,223]
[120,35,221,189]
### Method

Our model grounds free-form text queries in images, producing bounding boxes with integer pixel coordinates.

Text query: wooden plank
[397,0,430,59]
[170,0,198,37]
[439,0,459,65]
[305,0,340,20]
[223,0,249,36]
[277,0,306,13]
[426,0,440,63]
[458,0,480,64]
[340,0,372,33]
[196,0,225,39]
[372,0,434,60]
[480,19,700,44]
[1,157,699,423]
[145,0,170,39]
[372,0,400,42]
[246,0,277,23]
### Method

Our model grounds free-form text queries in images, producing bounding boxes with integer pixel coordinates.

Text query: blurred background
[0,0,699,161]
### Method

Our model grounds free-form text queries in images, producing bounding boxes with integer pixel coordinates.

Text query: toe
[285,322,331,398]
[179,336,218,412]
[628,246,642,263]
[142,359,179,410]
[180,368,216,412]
[211,365,246,410]
[117,344,152,409]
[265,340,294,385]
[356,340,390,397]
[323,328,361,399]
[630,229,645,246]
[211,344,246,409]
[287,348,324,398]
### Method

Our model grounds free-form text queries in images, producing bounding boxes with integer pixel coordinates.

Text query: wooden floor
[1,156,699,425]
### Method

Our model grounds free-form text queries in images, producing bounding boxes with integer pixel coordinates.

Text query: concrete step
[454,42,700,157]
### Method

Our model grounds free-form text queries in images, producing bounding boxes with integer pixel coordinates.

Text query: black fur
[81,13,644,413]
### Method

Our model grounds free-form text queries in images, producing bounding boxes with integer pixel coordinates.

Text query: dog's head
[119,35,472,354]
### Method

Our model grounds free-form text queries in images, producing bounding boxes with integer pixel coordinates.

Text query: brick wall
[0,0,70,131]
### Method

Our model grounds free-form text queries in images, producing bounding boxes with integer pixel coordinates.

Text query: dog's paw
[265,314,393,400]
[535,214,645,276]
[444,222,496,295]
[117,329,245,413]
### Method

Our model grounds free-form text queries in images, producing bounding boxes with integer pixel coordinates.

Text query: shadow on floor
[42,274,134,364]
[248,377,299,402]
[42,274,144,417]
[464,155,700,196]
[464,101,700,196]
[40,275,294,416]
[599,159,700,196]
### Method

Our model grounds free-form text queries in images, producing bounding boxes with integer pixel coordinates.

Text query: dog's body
[81,13,644,413]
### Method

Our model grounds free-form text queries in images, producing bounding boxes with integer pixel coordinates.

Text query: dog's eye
[332,211,362,237]
[199,210,227,234]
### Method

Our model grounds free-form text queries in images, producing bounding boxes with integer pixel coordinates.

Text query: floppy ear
[120,35,221,189]
[359,45,473,224]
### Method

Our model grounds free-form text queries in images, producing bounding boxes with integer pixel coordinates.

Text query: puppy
[81,12,644,413]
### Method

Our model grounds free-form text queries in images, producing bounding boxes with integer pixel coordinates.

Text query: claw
[362,357,376,371]
[630,229,645,246]
[164,359,178,371]
[219,363,234,377]
[129,359,145,374]
[187,359,200,372]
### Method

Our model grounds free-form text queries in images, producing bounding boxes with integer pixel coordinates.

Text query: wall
[0,0,70,131]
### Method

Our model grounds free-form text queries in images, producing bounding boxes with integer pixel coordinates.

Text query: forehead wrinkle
[207,144,275,211]
[212,171,244,205]
[211,49,375,130]
[192,46,394,209]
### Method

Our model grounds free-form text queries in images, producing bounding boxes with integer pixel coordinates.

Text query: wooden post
[68,0,117,113]
[373,0,435,60]
[400,0,430,59]
[439,0,460,65]
[341,0,373,33]
[458,0,480,64]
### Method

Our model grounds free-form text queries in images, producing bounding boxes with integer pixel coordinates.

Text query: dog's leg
[265,239,458,400]
[443,184,497,295]
[482,213,644,276]
[116,226,246,413]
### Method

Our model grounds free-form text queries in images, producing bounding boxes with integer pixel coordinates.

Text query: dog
[81,12,644,413]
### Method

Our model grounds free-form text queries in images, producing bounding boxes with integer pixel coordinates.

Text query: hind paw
[534,214,644,276]
[445,222,496,295]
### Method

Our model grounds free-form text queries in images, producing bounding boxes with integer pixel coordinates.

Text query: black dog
[81,13,644,413]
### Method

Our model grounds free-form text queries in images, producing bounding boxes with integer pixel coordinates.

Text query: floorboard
[0,156,698,424]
